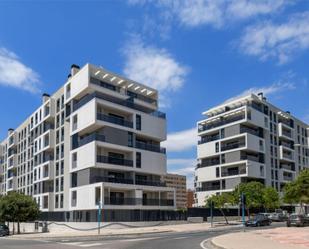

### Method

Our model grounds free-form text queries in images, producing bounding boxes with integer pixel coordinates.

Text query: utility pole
[98,201,102,235]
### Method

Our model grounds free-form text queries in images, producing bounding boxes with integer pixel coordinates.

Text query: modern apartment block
[0,63,176,221]
[161,173,187,209]
[195,93,309,206]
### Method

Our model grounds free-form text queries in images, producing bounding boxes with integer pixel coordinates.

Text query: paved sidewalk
[212,227,309,249]
[9,222,219,239]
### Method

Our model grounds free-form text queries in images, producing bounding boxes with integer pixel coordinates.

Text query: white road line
[79,243,103,247]
[200,238,210,249]
[171,236,189,240]
[59,242,84,246]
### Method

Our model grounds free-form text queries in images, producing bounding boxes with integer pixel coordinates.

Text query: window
[136,152,141,168]
[128,132,133,147]
[216,167,220,177]
[220,129,225,139]
[215,142,219,153]
[71,191,77,207]
[72,115,78,131]
[136,114,141,130]
[43,195,48,209]
[95,187,101,205]
[72,153,77,168]
[55,195,59,208]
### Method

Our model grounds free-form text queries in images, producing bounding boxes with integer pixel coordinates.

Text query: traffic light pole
[98,201,102,235]
[210,200,213,228]
[241,192,245,232]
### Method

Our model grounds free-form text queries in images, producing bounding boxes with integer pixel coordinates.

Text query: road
[0,222,285,249]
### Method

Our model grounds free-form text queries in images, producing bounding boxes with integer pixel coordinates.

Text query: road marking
[59,242,84,246]
[171,236,189,240]
[200,238,210,249]
[79,243,103,247]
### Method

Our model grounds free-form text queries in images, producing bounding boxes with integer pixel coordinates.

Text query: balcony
[73,133,166,154]
[240,127,262,138]
[96,155,133,167]
[72,91,165,119]
[135,141,166,154]
[221,168,246,177]
[135,179,166,187]
[92,176,134,185]
[97,113,133,128]
[221,142,246,152]
[199,114,245,132]
[196,158,220,169]
[198,134,220,144]
[279,141,294,150]
[103,197,173,206]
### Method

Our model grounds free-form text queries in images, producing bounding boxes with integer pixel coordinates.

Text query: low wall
[7,220,189,234]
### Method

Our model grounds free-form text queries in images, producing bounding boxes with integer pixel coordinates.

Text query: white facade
[195,93,309,206]
[0,64,175,220]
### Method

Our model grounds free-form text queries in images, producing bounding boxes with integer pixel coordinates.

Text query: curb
[209,238,226,249]
[8,230,173,241]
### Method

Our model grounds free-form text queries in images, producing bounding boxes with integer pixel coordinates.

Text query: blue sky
[0,1,309,188]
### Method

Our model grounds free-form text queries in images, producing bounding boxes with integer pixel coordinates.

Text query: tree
[206,192,233,224]
[0,192,40,234]
[283,169,309,213]
[232,181,265,217]
[262,187,280,211]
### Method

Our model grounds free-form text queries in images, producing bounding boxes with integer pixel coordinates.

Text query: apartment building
[161,173,187,209]
[186,189,194,208]
[0,63,176,221]
[195,93,309,206]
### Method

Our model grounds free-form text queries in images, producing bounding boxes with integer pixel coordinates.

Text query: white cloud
[129,0,289,29]
[224,81,295,104]
[239,11,309,63]
[163,127,197,152]
[0,47,40,93]
[167,158,196,189]
[122,38,189,107]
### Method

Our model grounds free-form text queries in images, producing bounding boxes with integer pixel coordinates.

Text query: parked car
[269,212,288,222]
[0,224,9,236]
[287,214,309,227]
[245,214,271,227]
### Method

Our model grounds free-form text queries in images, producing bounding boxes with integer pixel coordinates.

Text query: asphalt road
[0,222,286,249]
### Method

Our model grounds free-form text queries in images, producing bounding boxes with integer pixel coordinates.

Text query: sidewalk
[212,227,309,249]
[9,222,239,240]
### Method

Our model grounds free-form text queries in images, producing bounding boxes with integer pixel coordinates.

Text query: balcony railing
[221,168,246,177]
[282,130,292,138]
[199,114,245,132]
[92,176,134,185]
[240,127,262,138]
[241,155,265,163]
[196,159,220,169]
[198,134,220,144]
[103,198,174,206]
[135,179,166,187]
[280,141,294,149]
[96,155,133,167]
[221,142,245,152]
[73,133,166,154]
[135,141,166,154]
[196,186,221,192]
[97,113,133,128]
[72,92,166,119]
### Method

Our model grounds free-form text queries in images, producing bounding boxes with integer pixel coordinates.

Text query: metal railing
[96,155,133,167]
[72,92,166,119]
[97,113,133,128]
[199,114,245,132]
[221,168,246,177]
[221,142,245,152]
[135,141,166,154]
[135,179,166,187]
[198,134,220,144]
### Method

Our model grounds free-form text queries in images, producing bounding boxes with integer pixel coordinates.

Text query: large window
[136,152,141,168]
[136,114,141,130]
